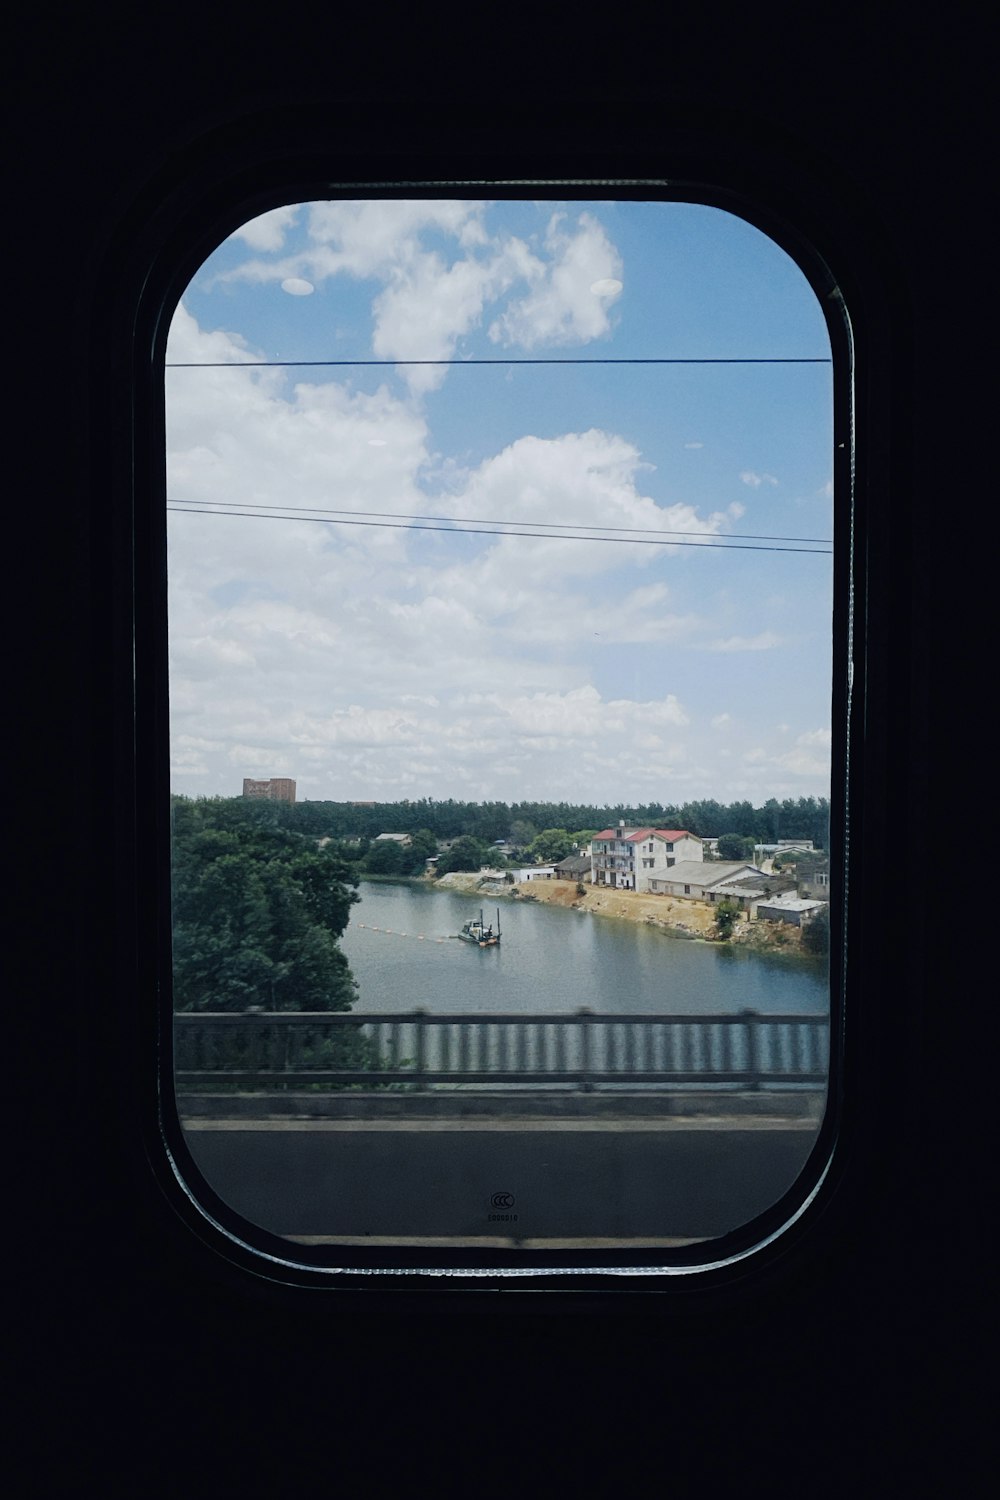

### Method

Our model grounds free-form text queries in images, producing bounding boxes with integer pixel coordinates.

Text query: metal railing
[174,1009,829,1091]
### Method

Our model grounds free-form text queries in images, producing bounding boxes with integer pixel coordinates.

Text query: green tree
[403,828,439,872]
[717,833,754,861]
[510,819,537,853]
[714,900,741,939]
[170,796,359,1013]
[363,838,408,875]
[434,835,489,875]
[528,828,574,863]
[570,829,598,849]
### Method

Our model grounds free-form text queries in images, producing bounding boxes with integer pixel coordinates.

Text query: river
[340,880,828,1017]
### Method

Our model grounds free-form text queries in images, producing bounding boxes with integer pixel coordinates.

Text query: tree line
[261,794,830,850]
[169,793,831,1019]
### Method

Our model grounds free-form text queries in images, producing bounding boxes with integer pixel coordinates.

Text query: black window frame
[105,107,899,1296]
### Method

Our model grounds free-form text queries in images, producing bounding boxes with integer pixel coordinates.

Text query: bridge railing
[174,1010,829,1091]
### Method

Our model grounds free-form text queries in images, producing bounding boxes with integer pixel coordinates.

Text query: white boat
[457,908,501,947]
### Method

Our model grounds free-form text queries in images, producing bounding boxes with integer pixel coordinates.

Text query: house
[590,826,704,893]
[648,860,764,902]
[756,895,828,926]
[554,854,592,882]
[799,866,831,900]
[374,832,412,846]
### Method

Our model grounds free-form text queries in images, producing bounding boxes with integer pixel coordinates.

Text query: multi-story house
[242,777,296,803]
[590,825,703,892]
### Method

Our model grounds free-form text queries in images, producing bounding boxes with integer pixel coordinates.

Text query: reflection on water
[341,880,828,1018]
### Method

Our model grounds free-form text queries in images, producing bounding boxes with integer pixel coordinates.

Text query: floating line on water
[357,922,449,944]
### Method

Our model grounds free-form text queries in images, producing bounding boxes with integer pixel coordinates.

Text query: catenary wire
[166,503,832,553]
[167,356,832,368]
[167,496,832,546]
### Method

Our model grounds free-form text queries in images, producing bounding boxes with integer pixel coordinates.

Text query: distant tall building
[242,777,296,804]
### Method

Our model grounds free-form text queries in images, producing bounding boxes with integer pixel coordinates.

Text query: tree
[528,828,574,864]
[403,828,438,872]
[170,796,359,1013]
[510,819,537,853]
[362,838,408,876]
[714,900,741,939]
[434,836,489,875]
[717,833,754,861]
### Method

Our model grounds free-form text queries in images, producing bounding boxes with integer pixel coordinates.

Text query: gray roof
[757,896,826,913]
[726,873,798,895]
[652,861,763,886]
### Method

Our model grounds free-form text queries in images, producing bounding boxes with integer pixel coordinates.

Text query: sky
[166,198,833,808]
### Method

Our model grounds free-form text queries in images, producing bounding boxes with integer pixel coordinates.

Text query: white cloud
[777,728,832,778]
[221,201,485,286]
[684,441,704,450]
[213,202,627,396]
[165,253,831,807]
[233,205,300,252]
[424,430,726,606]
[166,301,260,367]
[739,470,778,488]
[227,745,296,773]
[208,202,634,404]
[371,249,510,394]
[488,212,623,349]
[707,632,782,652]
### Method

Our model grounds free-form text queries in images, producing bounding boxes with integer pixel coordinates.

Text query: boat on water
[457,908,501,947]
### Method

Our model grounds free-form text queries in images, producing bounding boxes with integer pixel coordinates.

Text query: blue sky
[166,199,833,806]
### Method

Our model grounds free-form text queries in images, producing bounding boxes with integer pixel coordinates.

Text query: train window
[163,192,844,1277]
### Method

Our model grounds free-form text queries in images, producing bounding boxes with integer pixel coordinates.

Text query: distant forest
[222,795,830,850]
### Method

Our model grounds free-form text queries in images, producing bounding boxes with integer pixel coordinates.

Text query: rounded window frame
[127,133,871,1293]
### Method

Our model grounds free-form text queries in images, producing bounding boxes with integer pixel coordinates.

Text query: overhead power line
[167,496,831,546]
[167,355,832,369]
[166,499,832,554]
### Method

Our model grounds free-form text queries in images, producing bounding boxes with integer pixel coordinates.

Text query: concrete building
[591,826,703,892]
[242,777,296,803]
[755,895,827,926]
[648,860,764,902]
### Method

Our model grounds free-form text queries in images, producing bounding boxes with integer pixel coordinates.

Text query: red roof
[593,827,700,843]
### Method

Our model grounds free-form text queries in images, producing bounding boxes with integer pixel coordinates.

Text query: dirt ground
[435,872,805,950]
[521,879,720,936]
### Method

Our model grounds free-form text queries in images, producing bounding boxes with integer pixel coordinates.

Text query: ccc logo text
[490,1192,515,1210]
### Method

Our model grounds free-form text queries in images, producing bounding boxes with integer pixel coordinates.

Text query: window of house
[162,187,841,1279]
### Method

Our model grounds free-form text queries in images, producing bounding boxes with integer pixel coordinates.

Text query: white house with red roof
[590,824,704,892]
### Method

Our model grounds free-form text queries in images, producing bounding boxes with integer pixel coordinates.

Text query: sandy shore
[432,871,811,952]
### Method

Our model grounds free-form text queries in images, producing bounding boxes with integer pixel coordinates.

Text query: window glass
[166,197,834,1266]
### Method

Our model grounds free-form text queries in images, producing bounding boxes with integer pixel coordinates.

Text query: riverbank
[433,872,808,952]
